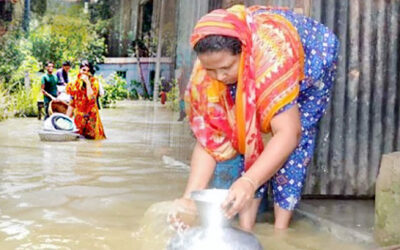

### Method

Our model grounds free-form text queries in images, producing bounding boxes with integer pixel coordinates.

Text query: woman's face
[80,66,90,75]
[198,50,240,85]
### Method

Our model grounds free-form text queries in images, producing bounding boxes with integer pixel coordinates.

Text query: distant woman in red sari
[66,60,106,140]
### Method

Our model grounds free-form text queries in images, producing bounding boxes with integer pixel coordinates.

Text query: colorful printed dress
[186,5,339,210]
[66,74,106,140]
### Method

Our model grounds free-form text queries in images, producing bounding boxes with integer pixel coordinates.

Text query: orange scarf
[186,5,304,170]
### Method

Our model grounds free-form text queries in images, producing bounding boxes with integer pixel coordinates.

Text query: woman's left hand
[81,74,90,83]
[221,176,256,219]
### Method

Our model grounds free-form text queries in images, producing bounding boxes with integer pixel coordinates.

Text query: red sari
[66,74,106,140]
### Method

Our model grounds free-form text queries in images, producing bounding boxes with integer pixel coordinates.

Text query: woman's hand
[221,176,256,219]
[80,74,91,86]
[167,198,197,232]
[80,74,94,97]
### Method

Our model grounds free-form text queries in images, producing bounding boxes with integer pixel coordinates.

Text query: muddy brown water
[0,101,368,249]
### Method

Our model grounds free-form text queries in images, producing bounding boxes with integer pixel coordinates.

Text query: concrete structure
[375,152,400,246]
[97,57,174,95]
[297,199,375,246]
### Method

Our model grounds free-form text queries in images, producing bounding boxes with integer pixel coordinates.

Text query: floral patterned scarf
[186,5,304,170]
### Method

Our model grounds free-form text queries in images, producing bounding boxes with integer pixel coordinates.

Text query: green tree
[0,30,25,86]
[30,0,47,18]
[89,0,115,22]
[29,14,106,69]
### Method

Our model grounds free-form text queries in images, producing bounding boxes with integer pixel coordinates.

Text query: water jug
[167,189,263,250]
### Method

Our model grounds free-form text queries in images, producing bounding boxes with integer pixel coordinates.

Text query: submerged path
[0,101,193,249]
[0,101,368,249]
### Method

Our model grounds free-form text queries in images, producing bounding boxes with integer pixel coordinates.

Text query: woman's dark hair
[193,35,242,55]
[80,60,95,75]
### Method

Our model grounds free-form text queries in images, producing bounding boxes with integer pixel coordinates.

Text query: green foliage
[0,1,109,122]
[0,85,10,121]
[30,0,47,18]
[66,66,80,82]
[88,0,113,57]
[9,82,41,118]
[0,30,26,85]
[129,33,156,58]
[29,14,106,69]
[130,80,149,100]
[166,79,180,112]
[89,0,115,22]
[0,31,41,91]
[128,80,140,100]
[94,19,111,38]
[100,73,128,108]
[0,79,42,120]
[101,83,117,108]
[45,0,83,17]
[10,55,41,90]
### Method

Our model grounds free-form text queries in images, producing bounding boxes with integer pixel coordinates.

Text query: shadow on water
[0,101,370,249]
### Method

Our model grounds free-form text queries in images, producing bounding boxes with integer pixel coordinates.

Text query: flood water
[0,101,368,249]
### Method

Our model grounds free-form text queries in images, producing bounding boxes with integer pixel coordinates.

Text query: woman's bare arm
[182,142,217,198]
[223,105,302,217]
[66,105,74,118]
[170,142,217,227]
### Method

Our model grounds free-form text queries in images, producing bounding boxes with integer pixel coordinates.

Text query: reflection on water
[134,201,367,250]
[0,101,366,249]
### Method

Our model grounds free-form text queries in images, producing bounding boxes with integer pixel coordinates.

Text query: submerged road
[0,101,366,249]
[0,101,193,249]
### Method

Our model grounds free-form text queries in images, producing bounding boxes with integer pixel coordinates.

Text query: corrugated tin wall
[250,0,400,197]
[176,0,209,70]
[191,0,400,197]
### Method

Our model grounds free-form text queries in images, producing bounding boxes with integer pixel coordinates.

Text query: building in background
[99,0,400,198]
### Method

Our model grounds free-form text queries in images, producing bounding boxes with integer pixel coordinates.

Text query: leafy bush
[89,0,115,23]
[8,55,41,92]
[0,85,10,121]
[128,80,140,100]
[9,82,41,117]
[100,73,128,108]
[165,79,180,111]
[0,80,42,120]
[129,80,152,100]
[30,0,47,18]
[0,50,42,119]
[0,30,26,86]
[9,56,42,117]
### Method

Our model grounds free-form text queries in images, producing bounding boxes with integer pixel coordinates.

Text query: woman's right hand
[167,198,197,232]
